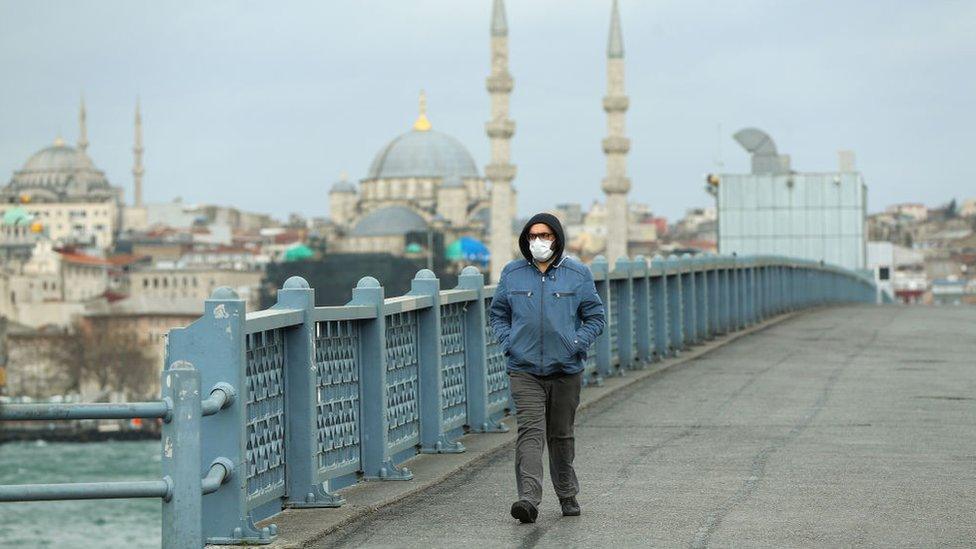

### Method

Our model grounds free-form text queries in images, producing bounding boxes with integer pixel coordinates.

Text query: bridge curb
[217,311,803,548]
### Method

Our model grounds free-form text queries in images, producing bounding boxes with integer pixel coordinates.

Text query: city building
[713,128,867,271]
[885,203,928,222]
[127,265,262,308]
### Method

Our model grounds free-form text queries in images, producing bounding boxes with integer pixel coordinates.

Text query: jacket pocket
[555,330,581,365]
[551,291,577,319]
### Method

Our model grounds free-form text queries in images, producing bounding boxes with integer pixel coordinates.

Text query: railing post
[665,255,684,352]
[590,256,614,377]
[457,266,507,433]
[694,256,709,340]
[679,255,697,344]
[746,257,759,326]
[650,255,670,359]
[274,276,344,509]
[167,287,275,545]
[756,261,766,321]
[632,256,651,366]
[729,255,740,331]
[718,258,730,334]
[410,269,465,454]
[161,361,203,549]
[615,257,635,370]
[706,256,719,336]
[347,277,413,481]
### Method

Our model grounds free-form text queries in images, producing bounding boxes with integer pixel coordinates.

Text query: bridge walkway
[318,305,976,548]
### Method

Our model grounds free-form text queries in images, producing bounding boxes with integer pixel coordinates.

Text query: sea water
[0,440,160,548]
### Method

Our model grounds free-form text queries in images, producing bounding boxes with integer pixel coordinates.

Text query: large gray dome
[367,129,479,180]
[2,139,117,203]
[351,205,428,237]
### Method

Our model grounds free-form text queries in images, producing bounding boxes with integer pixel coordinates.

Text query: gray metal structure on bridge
[0,253,876,546]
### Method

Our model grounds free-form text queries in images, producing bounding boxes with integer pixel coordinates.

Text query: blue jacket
[489,257,606,376]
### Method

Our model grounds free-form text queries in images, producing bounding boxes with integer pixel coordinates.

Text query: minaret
[78,95,89,154]
[132,99,144,207]
[487,0,516,282]
[602,0,631,262]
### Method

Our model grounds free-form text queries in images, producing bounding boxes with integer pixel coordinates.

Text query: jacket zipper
[540,273,545,368]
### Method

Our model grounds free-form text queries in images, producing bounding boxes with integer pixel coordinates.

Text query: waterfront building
[713,128,868,271]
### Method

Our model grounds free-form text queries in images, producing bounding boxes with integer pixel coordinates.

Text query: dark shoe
[559,496,580,516]
[510,499,538,523]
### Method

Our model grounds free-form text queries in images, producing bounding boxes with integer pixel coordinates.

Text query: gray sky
[1,0,973,222]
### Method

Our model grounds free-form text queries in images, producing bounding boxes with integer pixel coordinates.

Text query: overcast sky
[1,1,973,222]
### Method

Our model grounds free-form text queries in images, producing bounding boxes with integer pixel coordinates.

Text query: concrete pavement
[316,305,976,548]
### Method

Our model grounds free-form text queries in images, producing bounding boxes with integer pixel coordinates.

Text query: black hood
[519,212,565,264]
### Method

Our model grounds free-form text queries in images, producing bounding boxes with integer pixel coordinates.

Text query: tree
[34,321,158,400]
[946,198,958,219]
[78,323,158,399]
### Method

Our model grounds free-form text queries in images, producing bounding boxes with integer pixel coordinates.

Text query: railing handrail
[0,362,237,549]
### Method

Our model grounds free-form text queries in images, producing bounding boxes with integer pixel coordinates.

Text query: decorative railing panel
[244,328,287,506]
[439,302,468,431]
[483,296,510,414]
[384,311,421,454]
[313,319,361,478]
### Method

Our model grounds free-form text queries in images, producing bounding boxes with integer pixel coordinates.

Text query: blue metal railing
[0,363,237,549]
[0,253,877,547]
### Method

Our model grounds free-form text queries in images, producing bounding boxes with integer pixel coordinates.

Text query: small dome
[351,206,428,237]
[23,144,92,172]
[3,206,32,226]
[2,139,116,203]
[367,130,479,180]
[330,179,356,193]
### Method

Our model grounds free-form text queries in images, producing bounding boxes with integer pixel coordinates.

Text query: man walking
[489,212,606,523]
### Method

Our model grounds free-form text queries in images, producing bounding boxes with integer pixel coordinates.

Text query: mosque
[328,92,496,256]
[0,98,143,250]
[325,0,633,280]
[0,0,635,284]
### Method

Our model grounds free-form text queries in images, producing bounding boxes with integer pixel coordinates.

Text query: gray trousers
[509,371,582,506]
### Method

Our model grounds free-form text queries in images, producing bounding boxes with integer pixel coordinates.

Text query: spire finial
[133,97,144,207]
[491,0,508,37]
[608,0,624,59]
[413,89,432,131]
[78,94,89,154]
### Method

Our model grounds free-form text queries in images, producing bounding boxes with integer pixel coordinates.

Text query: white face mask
[529,237,554,262]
